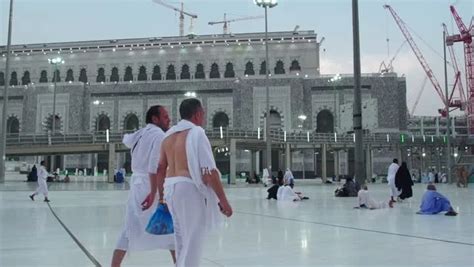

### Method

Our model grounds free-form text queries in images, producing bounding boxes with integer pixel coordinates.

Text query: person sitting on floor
[335,177,359,197]
[417,184,457,216]
[277,178,309,201]
[355,185,394,209]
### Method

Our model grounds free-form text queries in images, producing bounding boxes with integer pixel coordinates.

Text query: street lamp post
[48,57,65,135]
[0,0,14,183]
[254,0,278,174]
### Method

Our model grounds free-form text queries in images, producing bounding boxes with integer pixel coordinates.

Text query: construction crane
[384,5,461,116]
[446,5,474,134]
[152,0,198,37]
[208,13,264,34]
[443,23,466,110]
[379,40,407,73]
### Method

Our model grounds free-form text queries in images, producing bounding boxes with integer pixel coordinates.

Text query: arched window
[45,114,61,132]
[152,65,161,80]
[96,68,106,83]
[209,63,220,79]
[52,69,61,82]
[274,60,285,75]
[95,114,110,131]
[224,62,235,78]
[21,71,31,85]
[0,72,4,86]
[259,61,267,75]
[244,61,255,76]
[212,112,229,128]
[65,69,74,82]
[79,68,88,83]
[6,116,19,134]
[316,110,334,133]
[110,67,119,82]
[9,71,18,86]
[180,64,190,80]
[124,114,139,131]
[138,66,147,81]
[39,70,48,83]
[290,60,301,72]
[124,66,133,82]
[195,63,205,79]
[166,64,176,80]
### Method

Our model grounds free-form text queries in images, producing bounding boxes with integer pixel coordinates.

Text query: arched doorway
[212,112,229,128]
[95,114,110,132]
[316,110,334,133]
[6,116,19,135]
[268,110,282,130]
[124,114,139,131]
[44,114,62,133]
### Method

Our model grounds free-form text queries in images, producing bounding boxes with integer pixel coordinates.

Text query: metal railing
[6,129,473,147]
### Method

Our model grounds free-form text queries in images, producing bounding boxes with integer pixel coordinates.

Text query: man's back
[162,130,192,179]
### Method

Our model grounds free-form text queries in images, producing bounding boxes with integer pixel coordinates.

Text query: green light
[400,134,405,143]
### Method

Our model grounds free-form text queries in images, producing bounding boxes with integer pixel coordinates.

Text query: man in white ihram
[387,158,400,203]
[111,105,175,267]
[143,98,233,267]
[29,160,50,202]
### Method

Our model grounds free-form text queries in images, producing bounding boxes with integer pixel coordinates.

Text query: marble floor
[1,176,473,267]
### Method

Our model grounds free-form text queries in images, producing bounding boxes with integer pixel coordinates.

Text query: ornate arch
[315,109,335,133]
[6,114,21,134]
[121,111,140,131]
[42,113,63,132]
[209,109,232,129]
[259,105,285,130]
[313,105,336,131]
[93,111,112,132]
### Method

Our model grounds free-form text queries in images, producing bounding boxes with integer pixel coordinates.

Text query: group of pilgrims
[27,98,460,267]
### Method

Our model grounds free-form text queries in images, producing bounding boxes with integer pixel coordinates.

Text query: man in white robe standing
[143,98,232,267]
[111,105,175,267]
[387,158,400,203]
[29,160,50,202]
[283,168,295,188]
[262,168,270,187]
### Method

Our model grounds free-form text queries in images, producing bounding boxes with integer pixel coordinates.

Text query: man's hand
[218,200,233,217]
[141,192,155,211]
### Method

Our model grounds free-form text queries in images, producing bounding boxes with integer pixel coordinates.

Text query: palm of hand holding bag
[146,203,174,235]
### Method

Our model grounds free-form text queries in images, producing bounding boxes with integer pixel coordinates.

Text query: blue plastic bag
[146,203,174,235]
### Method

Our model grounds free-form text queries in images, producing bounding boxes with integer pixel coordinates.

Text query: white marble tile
[1,181,473,266]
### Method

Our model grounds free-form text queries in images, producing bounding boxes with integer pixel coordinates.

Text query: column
[322,143,327,182]
[285,143,291,170]
[250,151,256,177]
[436,117,440,136]
[256,151,260,174]
[334,150,340,181]
[365,146,372,182]
[107,143,116,183]
[229,139,237,185]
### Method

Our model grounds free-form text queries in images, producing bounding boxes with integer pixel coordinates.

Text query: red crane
[446,5,474,134]
[443,23,466,110]
[384,5,461,116]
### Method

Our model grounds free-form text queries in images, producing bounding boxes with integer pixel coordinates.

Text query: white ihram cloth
[387,163,400,197]
[34,165,49,197]
[262,168,270,185]
[357,189,388,209]
[163,120,224,267]
[116,124,174,251]
[277,185,300,201]
[283,169,294,185]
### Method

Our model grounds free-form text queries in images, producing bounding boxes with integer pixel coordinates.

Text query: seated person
[417,184,457,216]
[355,185,393,209]
[335,177,359,197]
[277,180,309,201]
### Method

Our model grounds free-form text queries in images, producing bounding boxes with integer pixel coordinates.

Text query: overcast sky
[1,0,473,116]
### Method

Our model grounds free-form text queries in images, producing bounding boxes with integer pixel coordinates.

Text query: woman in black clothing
[395,162,414,200]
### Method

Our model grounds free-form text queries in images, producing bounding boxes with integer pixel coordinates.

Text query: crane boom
[384,5,447,106]
[411,76,428,116]
[152,0,197,37]
[443,23,466,108]
[208,13,264,34]
[152,0,197,18]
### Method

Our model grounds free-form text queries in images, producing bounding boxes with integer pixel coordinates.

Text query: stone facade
[1,31,408,177]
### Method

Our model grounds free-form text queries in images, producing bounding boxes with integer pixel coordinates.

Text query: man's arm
[203,169,232,216]
[142,145,168,210]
